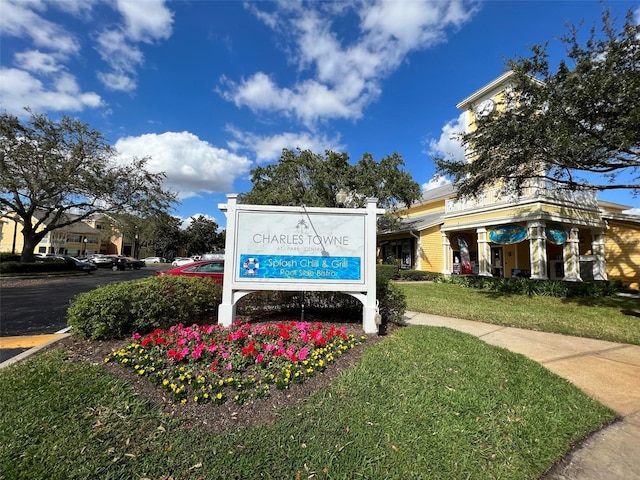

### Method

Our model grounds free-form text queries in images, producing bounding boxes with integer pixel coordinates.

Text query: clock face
[475,99,495,118]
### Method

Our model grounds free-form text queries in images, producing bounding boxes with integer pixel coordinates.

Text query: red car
[156,259,224,284]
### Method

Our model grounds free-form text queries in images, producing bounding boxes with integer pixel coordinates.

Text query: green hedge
[397,269,442,281]
[434,274,622,298]
[0,259,73,274]
[67,276,223,340]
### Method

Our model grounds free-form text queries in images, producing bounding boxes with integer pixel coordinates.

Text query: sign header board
[234,211,365,284]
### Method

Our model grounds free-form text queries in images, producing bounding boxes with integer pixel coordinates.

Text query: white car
[142,256,166,263]
[171,257,195,267]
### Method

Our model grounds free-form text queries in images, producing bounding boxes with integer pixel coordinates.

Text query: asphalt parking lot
[0,265,162,363]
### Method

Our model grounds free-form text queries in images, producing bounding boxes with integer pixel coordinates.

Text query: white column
[441,229,451,275]
[591,229,607,281]
[363,198,380,334]
[218,194,238,327]
[528,221,548,280]
[563,227,582,282]
[476,227,492,277]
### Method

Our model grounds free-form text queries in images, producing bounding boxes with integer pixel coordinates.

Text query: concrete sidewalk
[404,311,640,480]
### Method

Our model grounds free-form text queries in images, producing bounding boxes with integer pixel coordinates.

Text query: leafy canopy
[239,148,421,211]
[435,8,639,199]
[184,215,222,255]
[0,111,177,261]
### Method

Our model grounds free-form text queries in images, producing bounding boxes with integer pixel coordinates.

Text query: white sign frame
[218,194,384,333]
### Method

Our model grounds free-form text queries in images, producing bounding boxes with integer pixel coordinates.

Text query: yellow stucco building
[0,212,133,258]
[378,72,640,290]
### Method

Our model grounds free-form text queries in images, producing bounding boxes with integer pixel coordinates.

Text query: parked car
[89,254,144,271]
[88,254,119,268]
[157,259,224,284]
[171,257,195,267]
[60,255,98,273]
[36,254,97,273]
[202,252,225,260]
[142,256,166,263]
[124,257,146,270]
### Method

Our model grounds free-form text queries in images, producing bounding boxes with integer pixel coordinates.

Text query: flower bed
[106,321,365,406]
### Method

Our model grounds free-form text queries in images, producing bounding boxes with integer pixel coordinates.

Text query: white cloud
[95,29,144,72]
[94,1,173,91]
[95,29,144,91]
[114,131,252,199]
[225,126,344,163]
[424,112,466,160]
[115,0,174,42]
[623,207,640,216]
[96,71,137,92]
[180,213,220,230]
[222,0,479,127]
[14,50,62,74]
[0,0,80,56]
[0,67,102,115]
[0,2,103,115]
[0,0,173,114]
[422,175,451,191]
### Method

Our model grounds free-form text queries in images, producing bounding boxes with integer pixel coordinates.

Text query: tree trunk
[19,225,45,263]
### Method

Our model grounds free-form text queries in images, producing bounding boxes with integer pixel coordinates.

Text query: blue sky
[2,0,639,227]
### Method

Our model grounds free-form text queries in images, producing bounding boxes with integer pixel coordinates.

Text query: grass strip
[397,282,640,345]
[1,327,615,479]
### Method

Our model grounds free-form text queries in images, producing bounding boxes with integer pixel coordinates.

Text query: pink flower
[132,333,141,341]
[298,347,309,361]
[256,353,264,363]
[226,362,233,370]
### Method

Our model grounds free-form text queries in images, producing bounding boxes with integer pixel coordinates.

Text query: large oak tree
[240,148,421,212]
[0,111,177,261]
[435,8,639,200]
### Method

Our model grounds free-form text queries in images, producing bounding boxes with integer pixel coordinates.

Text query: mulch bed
[50,319,398,435]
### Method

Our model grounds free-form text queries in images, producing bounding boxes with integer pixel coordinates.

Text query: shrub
[67,276,222,340]
[376,264,399,282]
[436,275,621,298]
[0,259,71,274]
[377,266,408,328]
[0,253,20,263]
[397,269,442,281]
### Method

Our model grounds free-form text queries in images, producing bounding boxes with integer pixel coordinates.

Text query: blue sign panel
[239,254,361,281]
[488,225,527,245]
[546,224,568,245]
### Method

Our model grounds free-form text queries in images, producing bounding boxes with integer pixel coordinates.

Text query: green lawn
[1,283,626,479]
[396,281,640,345]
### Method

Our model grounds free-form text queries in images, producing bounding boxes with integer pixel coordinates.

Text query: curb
[0,332,72,369]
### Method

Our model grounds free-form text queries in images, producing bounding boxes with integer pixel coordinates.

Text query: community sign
[218,195,384,333]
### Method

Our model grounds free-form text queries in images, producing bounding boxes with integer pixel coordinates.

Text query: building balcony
[444,180,599,214]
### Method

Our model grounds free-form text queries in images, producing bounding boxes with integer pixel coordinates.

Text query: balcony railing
[445,180,599,214]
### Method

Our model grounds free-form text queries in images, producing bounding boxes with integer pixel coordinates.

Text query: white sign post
[218,194,384,333]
